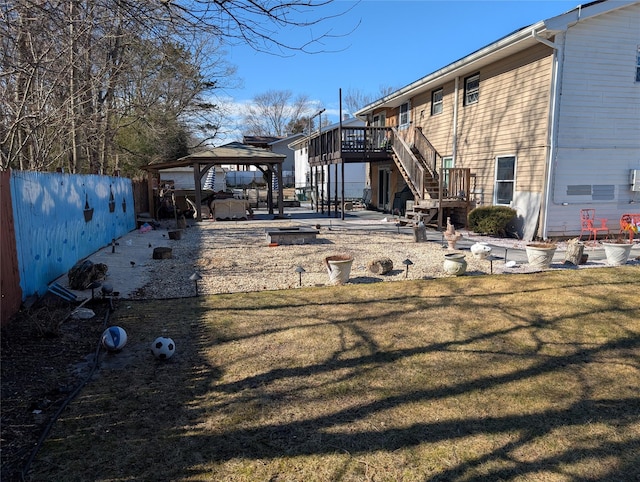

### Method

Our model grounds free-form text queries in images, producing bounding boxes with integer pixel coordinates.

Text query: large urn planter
[443,253,467,276]
[325,255,354,285]
[602,242,633,266]
[525,243,557,270]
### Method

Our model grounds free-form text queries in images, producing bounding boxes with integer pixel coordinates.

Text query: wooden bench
[619,213,640,242]
[265,228,319,245]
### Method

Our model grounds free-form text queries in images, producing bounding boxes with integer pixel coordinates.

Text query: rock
[68,260,108,290]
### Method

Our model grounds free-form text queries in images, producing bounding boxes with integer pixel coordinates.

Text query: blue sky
[219,0,581,139]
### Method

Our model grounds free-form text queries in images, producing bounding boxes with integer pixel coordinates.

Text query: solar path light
[190,272,203,296]
[402,258,413,278]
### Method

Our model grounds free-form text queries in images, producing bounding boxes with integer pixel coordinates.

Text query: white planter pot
[325,255,353,285]
[443,253,467,276]
[525,243,557,270]
[470,242,492,259]
[602,242,633,266]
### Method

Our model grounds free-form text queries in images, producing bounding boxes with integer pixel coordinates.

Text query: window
[399,102,410,127]
[636,46,640,82]
[464,73,479,105]
[431,88,443,115]
[442,156,453,192]
[495,156,515,205]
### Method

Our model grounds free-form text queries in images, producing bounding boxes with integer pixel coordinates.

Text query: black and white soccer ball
[151,337,175,360]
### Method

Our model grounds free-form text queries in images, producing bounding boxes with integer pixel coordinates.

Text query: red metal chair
[579,209,609,242]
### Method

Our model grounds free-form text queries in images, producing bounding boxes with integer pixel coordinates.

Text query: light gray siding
[546,2,640,238]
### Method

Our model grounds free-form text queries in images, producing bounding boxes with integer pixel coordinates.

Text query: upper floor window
[464,73,479,106]
[399,102,410,127]
[431,89,443,115]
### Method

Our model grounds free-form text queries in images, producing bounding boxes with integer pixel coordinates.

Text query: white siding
[547,3,640,237]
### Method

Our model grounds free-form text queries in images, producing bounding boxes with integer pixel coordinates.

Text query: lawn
[30,267,640,481]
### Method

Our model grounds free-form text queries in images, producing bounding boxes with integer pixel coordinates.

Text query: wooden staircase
[390,127,472,228]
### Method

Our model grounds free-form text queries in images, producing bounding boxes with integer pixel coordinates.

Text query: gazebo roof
[142,142,285,171]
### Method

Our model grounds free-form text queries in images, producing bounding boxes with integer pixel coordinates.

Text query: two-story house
[308,0,640,240]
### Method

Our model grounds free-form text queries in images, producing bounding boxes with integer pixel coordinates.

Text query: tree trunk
[564,238,584,266]
[367,257,393,275]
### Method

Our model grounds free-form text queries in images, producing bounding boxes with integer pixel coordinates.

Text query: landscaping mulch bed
[1,294,113,481]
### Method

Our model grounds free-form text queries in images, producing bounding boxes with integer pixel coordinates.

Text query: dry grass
[30,267,640,481]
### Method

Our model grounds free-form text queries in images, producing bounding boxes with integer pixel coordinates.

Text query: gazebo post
[193,162,203,222]
[276,164,284,218]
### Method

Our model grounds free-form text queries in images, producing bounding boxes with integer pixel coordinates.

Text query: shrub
[467,206,517,237]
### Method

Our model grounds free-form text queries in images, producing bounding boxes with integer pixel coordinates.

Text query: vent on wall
[631,169,640,192]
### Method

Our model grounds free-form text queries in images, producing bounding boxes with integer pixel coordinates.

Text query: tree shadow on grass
[29,275,640,481]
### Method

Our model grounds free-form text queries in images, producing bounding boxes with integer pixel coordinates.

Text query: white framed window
[431,88,443,115]
[399,102,410,127]
[372,112,386,126]
[464,73,479,106]
[494,155,515,205]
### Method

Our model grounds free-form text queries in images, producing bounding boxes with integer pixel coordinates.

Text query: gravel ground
[129,214,637,300]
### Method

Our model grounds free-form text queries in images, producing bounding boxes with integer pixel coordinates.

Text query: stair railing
[391,127,424,198]
[414,127,441,179]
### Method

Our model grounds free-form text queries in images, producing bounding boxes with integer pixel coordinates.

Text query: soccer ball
[102,326,127,351]
[151,337,175,360]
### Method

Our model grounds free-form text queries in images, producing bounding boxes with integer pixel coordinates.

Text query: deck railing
[308,126,394,164]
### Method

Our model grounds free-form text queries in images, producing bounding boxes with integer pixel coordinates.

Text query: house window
[464,73,479,105]
[495,155,515,205]
[399,102,410,127]
[636,45,640,82]
[431,89,443,115]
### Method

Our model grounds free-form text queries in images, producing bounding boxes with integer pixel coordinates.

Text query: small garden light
[87,281,102,300]
[189,272,203,296]
[402,258,413,278]
[295,266,305,286]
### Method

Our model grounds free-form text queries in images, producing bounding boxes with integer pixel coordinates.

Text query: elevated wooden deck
[308,126,394,165]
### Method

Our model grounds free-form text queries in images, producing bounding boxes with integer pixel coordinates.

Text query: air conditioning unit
[631,169,640,192]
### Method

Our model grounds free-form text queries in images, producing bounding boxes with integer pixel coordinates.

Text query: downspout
[532,29,560,240]
[452,77,459,164]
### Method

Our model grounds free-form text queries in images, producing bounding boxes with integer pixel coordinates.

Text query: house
[268,134,304,187]
[309,0,640,240]
[290,116,370,207]
[242,134,304,188]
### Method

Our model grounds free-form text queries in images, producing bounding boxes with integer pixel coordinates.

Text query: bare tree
[242,90,317,137]
[343,85,396,117]
[1,0,349,173]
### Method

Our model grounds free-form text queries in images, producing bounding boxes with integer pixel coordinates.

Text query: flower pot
[443,253,467,276]
[602,242,632,266]
[525,243,557,269]
[325,255,353,285]
[470,242,492,259]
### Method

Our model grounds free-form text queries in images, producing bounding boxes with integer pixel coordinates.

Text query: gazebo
[142,142,286,221]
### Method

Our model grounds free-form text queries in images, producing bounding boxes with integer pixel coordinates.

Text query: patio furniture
[579,209,609,242]
[619,213,640,242]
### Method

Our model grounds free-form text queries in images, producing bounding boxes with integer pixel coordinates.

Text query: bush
[467,206,517,237]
